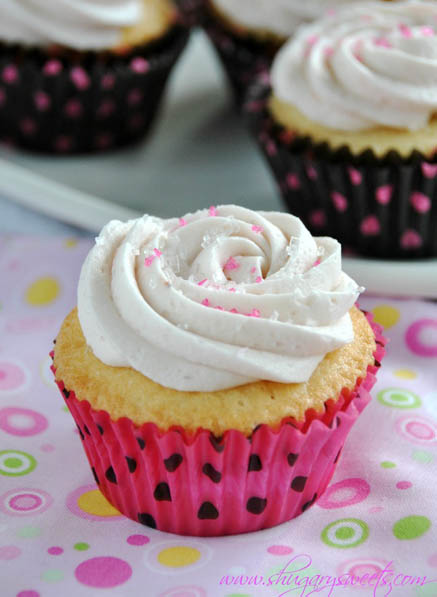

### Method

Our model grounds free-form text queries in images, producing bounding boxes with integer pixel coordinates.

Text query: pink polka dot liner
[0,24,188,154]
[244,76,437,258]
[50,311,385,537]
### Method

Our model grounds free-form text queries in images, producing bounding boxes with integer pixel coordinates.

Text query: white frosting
[271,1,437,131]
[0,0,142,49]
[78,206,361,392]
[212,0,366,38]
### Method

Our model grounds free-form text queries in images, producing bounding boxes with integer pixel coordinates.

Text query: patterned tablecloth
[0,235,437,597]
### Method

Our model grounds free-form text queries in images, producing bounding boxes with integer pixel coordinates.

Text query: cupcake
[51,205,385,536]
[203,0,395,106]
[0,0,189,153]
[245,1,437,258]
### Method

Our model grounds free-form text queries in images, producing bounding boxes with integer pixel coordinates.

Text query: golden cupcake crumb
[53,306,376,436]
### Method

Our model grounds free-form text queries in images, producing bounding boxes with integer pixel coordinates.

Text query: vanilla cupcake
[0,0,189,153]
[245,1,437,257]
[51,205,385,536]
[203,0,396,105]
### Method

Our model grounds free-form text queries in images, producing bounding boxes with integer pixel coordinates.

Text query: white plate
[1,31,436,298]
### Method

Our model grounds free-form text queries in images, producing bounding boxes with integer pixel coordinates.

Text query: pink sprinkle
[327,8,336,16]
[209,205,217,217]
[421,26,434,37]
[179,218,187,227]
[251,225,264,234]
[324,46,334,57]
[215,306,224,311]
[198,279,207,286]
[201,298,210,307]
[229,308,239,313]
[249,309,261,318]
[399,24,413,38]
[306,35,319,46]
[250,266,257,274]
[130,57,149,74]
[43,59,62,76]
[255,276,262,283]
[374,37,392,48]
[153,248,162,257]
[353,39,364,62]
[144,255,155,267]
[228,288,236,292]
[224,257,240,271]
[313,258,321,267]
[70,66,90,91]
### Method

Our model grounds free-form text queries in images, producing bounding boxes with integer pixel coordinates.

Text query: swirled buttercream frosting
[271,1,437,131]
[78,206,362,391]
[212,0,367,38]
[0,0,169,50]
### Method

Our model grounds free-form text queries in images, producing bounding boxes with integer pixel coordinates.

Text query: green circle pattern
[378,388,421,409]
[0,450,36,476]
[321,518,369,548]
[393,516,431,540]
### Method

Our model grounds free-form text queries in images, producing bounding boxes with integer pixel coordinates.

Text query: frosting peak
[78,206,362,391]
[271,1,437,132]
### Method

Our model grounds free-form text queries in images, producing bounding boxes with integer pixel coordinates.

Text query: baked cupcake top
[0,0,176,50]
[77,205,362,392]
[211,0,380,39]
[270,1,437,132]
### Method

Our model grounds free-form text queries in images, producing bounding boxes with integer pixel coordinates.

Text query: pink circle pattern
[396,415,437,446]
[406,319,437,357]
[0,408,48,437]
[0,488,53,517]
[318,478,371,509]
[0,362,27,392]
[75,557,132,588]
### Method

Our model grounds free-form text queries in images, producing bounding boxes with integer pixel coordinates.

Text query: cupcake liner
[175,0,207,27]
[202,2,278,107]
[244,77,437,258]
[50,312,385,537]
[0,25,189,154]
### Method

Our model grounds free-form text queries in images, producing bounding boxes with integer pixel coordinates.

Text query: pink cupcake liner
[51,311,385,537]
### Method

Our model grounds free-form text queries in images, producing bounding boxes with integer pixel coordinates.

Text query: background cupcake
[52,205,385,536]
[203,0,396,106]
[0,0,189,153]
[245,0,437,258]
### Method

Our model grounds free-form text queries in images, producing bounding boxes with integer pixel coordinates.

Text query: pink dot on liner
[396,481,412,490]
[0,545,21,560]
[75,556,132,588]
[127,534,149,546]
[17,592,40,597]
[267,545,293,556]
[428,553,437,567]
[369,506,384,513]
[41,444,55,453]
[48,546,63,556]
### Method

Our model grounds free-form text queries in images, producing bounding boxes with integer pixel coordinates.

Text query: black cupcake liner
[175,0,207,27]
[0,25,189,154]
[202,2,278,108]
[244,77,437,259]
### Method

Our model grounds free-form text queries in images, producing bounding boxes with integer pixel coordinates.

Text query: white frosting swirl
[0,0,142,49]
[212,0,367,38]
[78,206,362,391]
[271,1,437,131]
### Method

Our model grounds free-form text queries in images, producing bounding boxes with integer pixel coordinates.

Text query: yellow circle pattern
[64,238,78,248]
[26,277,60,306]
[157,546,201,568]
[372,305,400,329]
[77,489,120,517]
[394,369,417,380]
